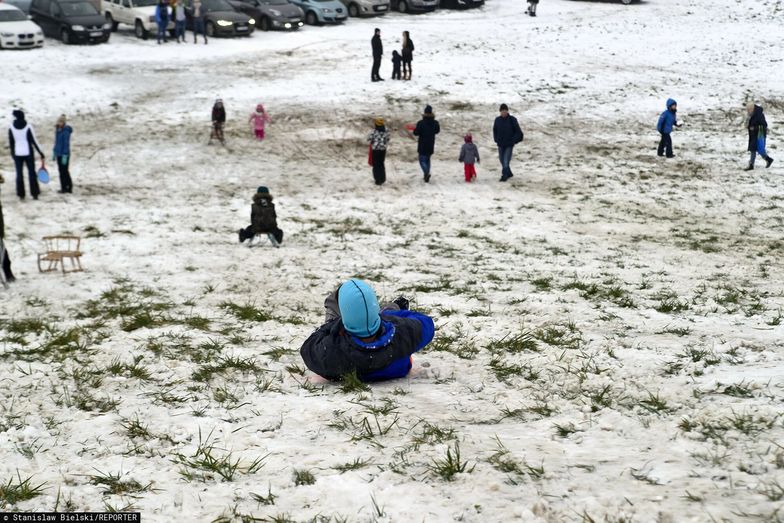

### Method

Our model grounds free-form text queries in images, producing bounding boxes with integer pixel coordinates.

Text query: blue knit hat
[257,186,269,194]
[424,105,433,115]
[338,279,381,338]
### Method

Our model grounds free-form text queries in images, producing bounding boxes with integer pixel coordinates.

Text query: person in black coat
[0,175,15,283]
[413,105,440,183]
[238,186,283,247]
[371,28,383,82]
[745,102,774,171]
[401,30,414,80]
[7,110,44,200]
[492,103,524,182]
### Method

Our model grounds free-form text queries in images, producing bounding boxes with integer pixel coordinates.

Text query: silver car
[340,0,388,17]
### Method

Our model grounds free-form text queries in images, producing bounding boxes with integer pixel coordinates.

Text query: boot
[238,229,245,243]
[766,157,774,168]
[744,164,754,171]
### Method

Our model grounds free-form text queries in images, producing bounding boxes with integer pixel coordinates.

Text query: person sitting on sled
[300,279,435,381]
[238,186,283,247]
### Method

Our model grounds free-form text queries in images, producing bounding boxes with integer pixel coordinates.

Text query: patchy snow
[1,0,783,521]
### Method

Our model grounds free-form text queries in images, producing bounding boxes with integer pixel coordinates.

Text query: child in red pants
[458,133,480,182]
[249,104,271,141]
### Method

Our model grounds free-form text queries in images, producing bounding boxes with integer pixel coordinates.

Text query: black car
[228,0,303,31]
[186,0,255,37]
[439,0,482,8]
[30,0,110,43]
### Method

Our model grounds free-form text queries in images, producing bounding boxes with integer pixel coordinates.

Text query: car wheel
[105,13,119,31]
[134,19,148,39]
[305,10,317,24]
[60,28,70,44]
[397,0,407,13]
[348,3,359,16]
[206,21,216,36]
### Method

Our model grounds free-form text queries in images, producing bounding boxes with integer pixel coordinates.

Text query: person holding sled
[745,102,774,171]
[368,117,391,186]
[656,98,681,158]
[300,279,435,382]
[53,114,73,194]
[401,31,414,80]
[459,133,480,182]
[493,103,523,182]
[8,109,45,200]
[238,186,283,247]
[413,105,440,183]
[249,104,271,141]
[211,99,226,144]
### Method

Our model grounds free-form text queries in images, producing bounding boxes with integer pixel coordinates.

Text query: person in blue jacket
[492,103,524,182]
[300,279,435,382]
[656,98,681,158]
[53,115,73,194]
[155,0,169,44]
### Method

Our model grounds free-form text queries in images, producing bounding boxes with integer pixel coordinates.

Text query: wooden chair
[38,235,84,274]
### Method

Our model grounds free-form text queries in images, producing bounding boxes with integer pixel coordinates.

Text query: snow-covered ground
[1,0,783,521]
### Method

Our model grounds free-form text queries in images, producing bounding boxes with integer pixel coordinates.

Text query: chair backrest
[42,235,81,253]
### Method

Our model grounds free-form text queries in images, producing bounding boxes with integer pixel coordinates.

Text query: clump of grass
[334,458,374,473]
[293,469,315,486]
[654,291,690,313]
[0,472,46,507]
[219,301,273,322]
[531,277,553,291]
[486,331,538,354]
[411,421,457,446]
[428,442,474,481]
[89,470,153,496]
[338,371,370,394]
[192,355,263,382]
[639,390,670,414]
[251,485,276,506]
[553,422,579,438]
[176,429,266,482]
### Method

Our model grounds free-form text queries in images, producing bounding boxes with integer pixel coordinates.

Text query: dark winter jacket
[413,115,440,156]
[251,193,277,234]
[0,198,4,239]
[155,2,169,23]
[493,114,523,147]
[8,115,43,159]
[391,52,402,67]
[402,37,414,62]
[459,143,480,164]
[748,105,768,152]
[371,34,383,58]
[300,310,435,381]
[54,125,72,157]
[212,106,226,124]
[657,99,678,134]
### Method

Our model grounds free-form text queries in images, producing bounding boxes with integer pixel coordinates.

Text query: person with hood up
[211,99,226,144]
[300,279,435,382]
[371,28,383,82]
[493,103,523,182]
[0,175,15,283]
[53,114,73,194]
[413,105,440,183]
[248,104,271,141]
[368,117,391,186]
[155,0,169,44]
[401,31,414,80]
[745,102,774,171]
[238,186,283,246]
[7,110,44,200]
[656,98,681,158]
[459,133,480,182]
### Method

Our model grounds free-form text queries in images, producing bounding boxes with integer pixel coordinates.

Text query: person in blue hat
[656,98,681,158]
[300,279,435,382]
[238,186,283,247]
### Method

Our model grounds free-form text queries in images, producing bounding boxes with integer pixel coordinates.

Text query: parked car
[228,0,303,31]
[439,0,481,9]
[288,0,346,25]
[339,0,388,17]
[30,0,110,43]
[389,0,436,13]
[0,3,44,48]
[3,0,33,14]
[185,0,255,37]
[103,0,173,39]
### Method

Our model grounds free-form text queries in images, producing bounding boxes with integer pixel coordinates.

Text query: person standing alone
[371,28,383,82]
[401,30,414,80]
[8,110,44,200]
[368,117,390,186]
[745,102,774,171]
[493,103,523,182]
[53,114,73,194]
[656,98,680,158]
[413,105,440,183]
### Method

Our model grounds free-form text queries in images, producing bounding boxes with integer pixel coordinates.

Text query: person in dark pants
[211,99,226,144]
[391,51,402,80]
[238,186,284,247]
[492,103,523,182]
[413,105,440,183]
[53,114,73,193]
[368,117,390,185]
[0,176,15,283]
[300,279,435,382]
[526,0,538,16]
[8,110,44,200]
[745,102,774,171]
[371,28,383,82]
[190,0,207,44]
[401,30,414,80]
[656,98,680,158]
[155,0,169,44]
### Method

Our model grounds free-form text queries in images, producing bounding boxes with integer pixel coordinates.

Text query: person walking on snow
[413,105,440,183]
[299,279,435,382]
[401,31,414,80]
[459,133,480,182]
[173,0,186,43]
[8,110,44,200]
[249,104,271,141]
[155,0,169,44]
[371,28,383,82]
[238,186,284,246]
[745,102,774,170]
[53,114,73,194]
[493,103,523,182]
[656,98,681,158]
[190,0,207,44]
[0,176,16,283]
[368,117,391,186]
[526,0,538,17]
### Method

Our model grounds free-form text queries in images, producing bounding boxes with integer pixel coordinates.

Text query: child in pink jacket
[249,104,271,140]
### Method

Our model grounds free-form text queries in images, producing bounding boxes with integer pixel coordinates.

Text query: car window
[203,0,232,10]
[60,1,99,15]
[261,0,288,4]
[32,0,50,13]
[0,9,28,21]
[122,0,131,7]
[49,2,62,16]
[135,0,158,6]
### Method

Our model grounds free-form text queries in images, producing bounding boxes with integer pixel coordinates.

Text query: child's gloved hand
[61,155,68,165]
[393,296,409,311]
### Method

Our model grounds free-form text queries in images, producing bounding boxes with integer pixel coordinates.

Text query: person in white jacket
[7,110,44,200]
